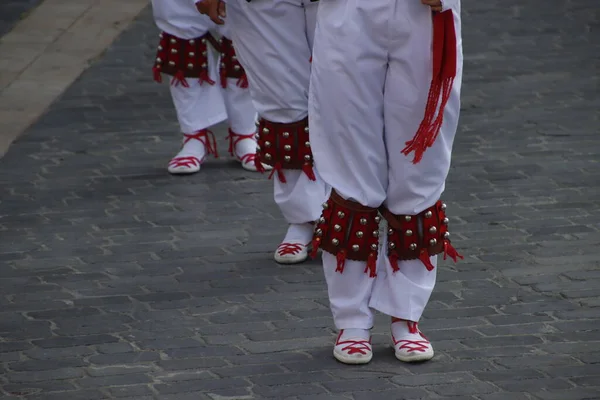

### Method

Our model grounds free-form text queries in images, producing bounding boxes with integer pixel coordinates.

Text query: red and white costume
[224,0,331,263]
[309,0,464,364]
[151,0,267,174]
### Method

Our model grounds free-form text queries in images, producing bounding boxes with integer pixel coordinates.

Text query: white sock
[234,133,257,158]
[282,223,314,245]
[175,133,207,159]
[339,328,370,341]
[391,319,415,338]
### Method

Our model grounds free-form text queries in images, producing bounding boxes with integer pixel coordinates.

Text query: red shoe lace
[169,156,201,168]
[392,320,431,353]
[226,129,257,164]
[184,129,219,158]
[336,331,371,355]
[392,337,431,353]
[277,243,305,256]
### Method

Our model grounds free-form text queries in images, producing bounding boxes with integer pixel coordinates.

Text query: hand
[196,0,226,25]
[421,0,442,12]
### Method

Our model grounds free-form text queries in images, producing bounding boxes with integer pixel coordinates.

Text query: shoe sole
[241,162,273,172]
[333,348,373,365]
[168,167,201,175]
[394,349,434,363]
[274,253,308,265]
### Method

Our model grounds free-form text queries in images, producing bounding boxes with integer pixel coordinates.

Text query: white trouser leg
[304,0,318,49]
[227,0,329,225]
[309,0,387,328]
[274,169,327,225]
[309,0,388,208]
[369,237,439,322]
[310,0,462,325]
[322,253,377,330]
[216,24,257,135]
[221,77,257,134]
[227,0,315,123]
[169,46,227,134]
[382,3,463,216]
[373,3,463,322]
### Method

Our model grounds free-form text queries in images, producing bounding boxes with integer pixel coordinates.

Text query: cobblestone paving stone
[0,0,599,399]
[0,0,43,37]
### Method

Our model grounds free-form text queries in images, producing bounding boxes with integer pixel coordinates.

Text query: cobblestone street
[0,0,599,399]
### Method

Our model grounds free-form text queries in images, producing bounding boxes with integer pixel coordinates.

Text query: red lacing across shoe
[226,129,256,164]
[276,242,305,256]
[186,129,219,157]
[169,156,202,169]
[392,320,431,353]
[169,129,218,168]
[336,331,371,355]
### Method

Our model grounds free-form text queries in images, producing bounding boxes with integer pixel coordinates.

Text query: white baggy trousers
[226,0,330,226]
[309,0,463,329]
[152,0,256,135]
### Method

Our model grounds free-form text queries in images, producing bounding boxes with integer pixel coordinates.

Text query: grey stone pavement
[0,0,599,399]
[0,0,43,37]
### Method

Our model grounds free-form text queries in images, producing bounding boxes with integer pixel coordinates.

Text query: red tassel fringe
[443,240,463,262]
[152,66,162,83]
[402,10,457,164]
[302,163,316,181]
[336,250,347,273]
[389,253,400,273]
[237,74,249,88]
[220,68,228,89]
[364,252,377,277]
[199,70,215,86]
[419,251,436,271]
[170,71,189,88]
[310,237,321,259]
[268,162,286,183]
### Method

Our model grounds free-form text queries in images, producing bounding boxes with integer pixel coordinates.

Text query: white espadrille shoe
[333,330,373,365]
[391,320,434,362]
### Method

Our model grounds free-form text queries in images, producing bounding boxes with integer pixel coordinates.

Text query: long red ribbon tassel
[402,10,457,164]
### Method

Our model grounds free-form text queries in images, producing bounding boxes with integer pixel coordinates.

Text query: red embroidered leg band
[152,32,217,86]
[254,117,315,182]
[380,200,463,272]
[311,190,380,277]
[219,37,248,89]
